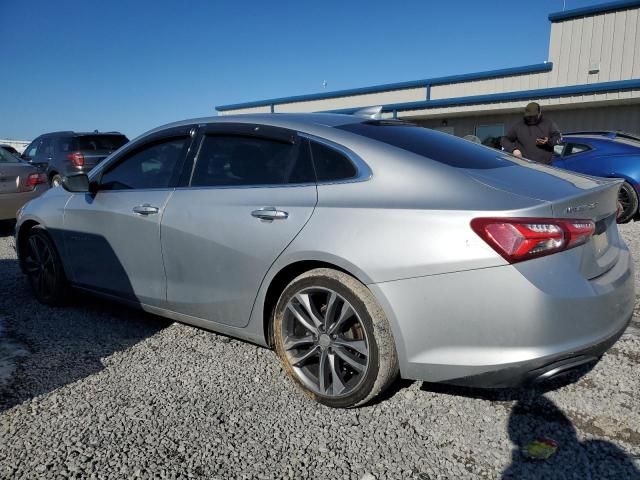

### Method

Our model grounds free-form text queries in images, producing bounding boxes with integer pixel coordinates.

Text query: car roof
[144,113,368,135]
[40,131,125,137]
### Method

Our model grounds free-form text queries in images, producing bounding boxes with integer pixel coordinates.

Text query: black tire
[273,268,398,408]
[617,181,638,224]
[50,174,63,187]
[22,226,68,306]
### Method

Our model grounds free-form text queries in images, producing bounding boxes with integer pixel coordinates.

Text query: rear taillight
[471,217,595,263]
[67,151,85,167]
[21,172,47,191]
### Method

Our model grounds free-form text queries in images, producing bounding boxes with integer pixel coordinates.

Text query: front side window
[100,137,188,190]
[190,135,315,187]
[57,137,73,153]
[309,141,357,182]
[553,144,565,156]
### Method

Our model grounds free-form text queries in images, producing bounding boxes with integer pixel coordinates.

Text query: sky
[0,0,610,141]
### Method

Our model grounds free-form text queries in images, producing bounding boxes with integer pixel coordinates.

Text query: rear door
[63,126,195,305]
[161,123,318,327]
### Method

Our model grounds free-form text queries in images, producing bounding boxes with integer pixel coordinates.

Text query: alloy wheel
[281,287,370,397]
[24,234,58,301]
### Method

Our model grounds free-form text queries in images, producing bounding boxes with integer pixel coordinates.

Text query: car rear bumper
[370,245,635,387]
[0,185,48,220]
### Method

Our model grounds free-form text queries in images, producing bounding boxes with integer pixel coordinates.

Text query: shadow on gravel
[0,220,16,238]
[0,256,172,412]
[501,395,640,479]
[420,369,640,479]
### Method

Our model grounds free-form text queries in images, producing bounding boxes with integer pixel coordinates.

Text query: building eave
[548,0,640,22]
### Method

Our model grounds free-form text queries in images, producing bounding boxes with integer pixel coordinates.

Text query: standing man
[501,102,562,165]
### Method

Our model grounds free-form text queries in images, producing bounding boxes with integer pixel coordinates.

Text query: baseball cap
[524,102,541,117]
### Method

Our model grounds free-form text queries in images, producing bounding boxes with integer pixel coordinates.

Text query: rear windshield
[337,121,514,169]
[74,135,128,151]
[0,148,21,163]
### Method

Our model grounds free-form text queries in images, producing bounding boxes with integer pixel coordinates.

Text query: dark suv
[21,131,129,186]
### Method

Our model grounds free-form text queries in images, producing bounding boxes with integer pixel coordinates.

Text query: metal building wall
[416,104,640,137]
[547,8,640,86]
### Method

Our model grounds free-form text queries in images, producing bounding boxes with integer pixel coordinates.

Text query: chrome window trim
[299,132,373,185]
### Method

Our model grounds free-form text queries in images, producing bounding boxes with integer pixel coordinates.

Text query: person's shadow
[502,395,640,479]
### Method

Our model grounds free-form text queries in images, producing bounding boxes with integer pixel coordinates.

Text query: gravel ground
[0,220,639,479]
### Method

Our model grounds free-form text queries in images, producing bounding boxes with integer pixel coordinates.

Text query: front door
[161,124,318,327]
[63,131,194,306]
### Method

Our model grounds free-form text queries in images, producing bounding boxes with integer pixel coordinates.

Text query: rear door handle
[133,204,159,215]
[251,207,288,220]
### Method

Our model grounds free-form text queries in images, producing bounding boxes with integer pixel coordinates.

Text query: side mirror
[61,174,91,193]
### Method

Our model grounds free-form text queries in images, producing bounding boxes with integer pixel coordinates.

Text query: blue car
[553,131,640,223]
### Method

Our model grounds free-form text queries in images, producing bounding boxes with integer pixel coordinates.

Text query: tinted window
[100,137,188,190]
[23,139,41,159]
[310,141,357,181]
[74,135,128,151]
[337,121,514,169]
[191,135,315,187]
[0,148,20,163]
[40,137,54,156]
[566,143,590,156]
[57,137,73,153]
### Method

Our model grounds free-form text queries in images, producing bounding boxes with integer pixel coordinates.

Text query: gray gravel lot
[0,220,639,479]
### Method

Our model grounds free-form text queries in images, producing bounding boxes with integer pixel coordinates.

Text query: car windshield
[0,147,21,163]
[74,135,128,151]
[336,121,515,169]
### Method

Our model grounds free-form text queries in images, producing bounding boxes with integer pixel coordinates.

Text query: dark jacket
[501,115,561,164]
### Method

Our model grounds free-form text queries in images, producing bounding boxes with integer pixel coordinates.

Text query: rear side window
[337,122,513,169]
[309,141,357,181]
[57,137,73,153]
[40,137,54,156]
[190,135,315,187]
[74,135,128,151]
[565,143,591,156]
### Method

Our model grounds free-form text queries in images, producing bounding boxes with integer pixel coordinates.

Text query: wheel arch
[260,258,371,348]
[16,220,41,273]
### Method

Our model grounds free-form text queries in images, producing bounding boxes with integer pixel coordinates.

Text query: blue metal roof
[549,0,640,22]
[322,79,640,115]
[215,63,553,112]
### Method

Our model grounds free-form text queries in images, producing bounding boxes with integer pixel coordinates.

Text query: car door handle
[133,204,159,215]
[251,207,288,220]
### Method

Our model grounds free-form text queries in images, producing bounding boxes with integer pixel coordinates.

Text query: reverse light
[67,151,85,167]
[471,217,595,263]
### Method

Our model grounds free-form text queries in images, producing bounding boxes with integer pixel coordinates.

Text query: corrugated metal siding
[430,71,551,100]
[273,88,426,113]
[548,9,640,86]
[415,104,640,137]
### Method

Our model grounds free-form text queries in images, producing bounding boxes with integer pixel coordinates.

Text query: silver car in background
[14,114,635,407]
[0,147,48,220]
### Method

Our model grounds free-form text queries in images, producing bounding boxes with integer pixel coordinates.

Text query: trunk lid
[465,161,622,279]
[0,163,35,194]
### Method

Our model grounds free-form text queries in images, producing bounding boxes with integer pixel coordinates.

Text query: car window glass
[100,136,188,191]
[57,137,73,153]
[190,135,314,187]
[40,138,53,156]
[566,143,590,156]
[74,135,128,151]
[309,141,357,181]
[553,144,565,155]
[0,148,20,163]
[23,139,40,159]
[337,121,513,169]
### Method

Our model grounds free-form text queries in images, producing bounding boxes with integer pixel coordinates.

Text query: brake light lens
[471,217,595,263]
[20,173,47,192]
[67,151,85,167]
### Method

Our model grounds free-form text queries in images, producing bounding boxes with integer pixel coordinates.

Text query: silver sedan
[0,148,48,221]
[15,114,635,407]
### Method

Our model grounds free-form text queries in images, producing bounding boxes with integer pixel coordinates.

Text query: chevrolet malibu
[15,113,635,408]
